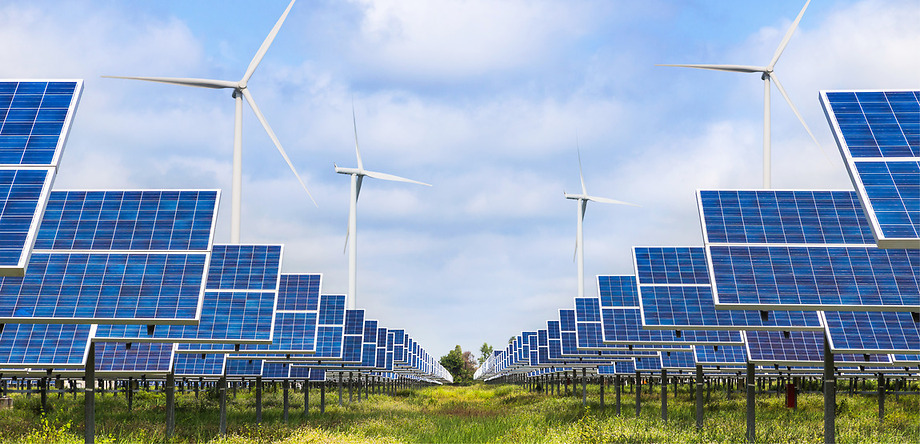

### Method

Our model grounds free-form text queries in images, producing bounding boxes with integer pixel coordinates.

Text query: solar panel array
[820,90,920,248]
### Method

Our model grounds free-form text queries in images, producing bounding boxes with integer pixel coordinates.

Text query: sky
[2,0,918,362]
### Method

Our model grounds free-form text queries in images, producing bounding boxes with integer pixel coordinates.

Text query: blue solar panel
[635,355,662,371]
[174,352,225,376]
[0,252,208,323]
[207,245,281,290]
[661,351,695,369]
[226,358,262,376]
[261,361,289,379]
[694,345,747,366]
[0,168,53,272]
[363,320,377,344]
[35,190,218,251]
[823,311,920,354]
[602,307,743,345]
[0,81,82,167]
[277,273,320,311]
[574,298,602,322]
[634,246,825,331]
[745,330,892,365]
[821,90,920,248]
[244,311,318,353]
[345,309,364,335]
[318,293,345,326]
[698,190,875,245]
[560,310,576,332]
[597,275,639,307]
[709,245,919,310]
[95,289,276,343]
[634,247,709,285]
[95,342,174,373]
[0,323,92,368]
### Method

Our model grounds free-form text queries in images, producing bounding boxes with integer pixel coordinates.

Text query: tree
[478,342,494,366]
[440,345,476,384]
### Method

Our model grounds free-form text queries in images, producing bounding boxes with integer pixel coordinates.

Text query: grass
[0,379,917,443]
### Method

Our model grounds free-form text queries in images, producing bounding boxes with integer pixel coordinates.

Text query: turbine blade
[769,0,810,70]
[586,195,640,207]
[241,0,296,84]
[352,103,364,171]
[363,170,431,186]
[241,88,318,207]
[101,76,237,89]
[656,64,767,73]
[768,73,833,164]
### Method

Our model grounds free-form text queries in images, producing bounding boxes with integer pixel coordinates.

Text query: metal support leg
[348,372,353,403]
[635,371,641,417]
[878,373,884,424]
[338,373,343,407]
[84,343,95,444]
[661,368,667,422]
[166,373,175,440]
[255,376,262,424]
[582,368,587,407]
[615,374,621,415]
[696,364,703,429]
[746,362,755,443]
[304,379,310,417]
[320,382,326,414]
[824,335,835,444]
[283,379,289,423]
[219,376,227,435]
[599,375,605,409]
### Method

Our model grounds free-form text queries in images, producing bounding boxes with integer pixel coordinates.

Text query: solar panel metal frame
[0,167,56,276]
[0,323,96,369]
[819,90,920,249]
[820,311,920,354]
[743,330,898,367]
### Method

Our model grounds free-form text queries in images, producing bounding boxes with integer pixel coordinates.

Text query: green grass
[0,381,917,443]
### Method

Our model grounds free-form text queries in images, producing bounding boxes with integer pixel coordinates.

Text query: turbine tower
[564,149,637,299]
[335,108,430,310]
[103,0,314,243]
[659,0,823,189]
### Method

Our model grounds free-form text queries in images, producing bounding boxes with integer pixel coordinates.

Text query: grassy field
[0,380,917,443]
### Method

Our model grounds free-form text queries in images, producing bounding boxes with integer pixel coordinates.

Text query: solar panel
[36,190,218,252]
[634,354,662,371]
[174,352,225,376]
[597,275,639,307]
[94,342,174,374]
[261,361,290,379]
[602,307,742,346]
[277,273,320,311]
[0,252,209,323]
[820,90,920,248]
[699,189,920,311]
[94,244,281,343]
[226,358,262,377]
[660,351,696,370]
[694,345,747,366]
[0,323,94,368]
[635,247,824,331]
[744,330,893,366]
[0,80,82,275]
[821,311,920,354]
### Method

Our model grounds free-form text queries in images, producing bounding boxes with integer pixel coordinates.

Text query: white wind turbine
[335,108,431,310]
[103,0,314,244]
[565,149,638,299]
[659,0,824,189]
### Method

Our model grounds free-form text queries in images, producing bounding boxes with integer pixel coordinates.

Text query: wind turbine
[103,0,314,244]
[659,0,824,189]
[335,108,431,310]
[564,148,637,299]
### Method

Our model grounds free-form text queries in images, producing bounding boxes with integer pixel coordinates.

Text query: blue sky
[2,0,918,359]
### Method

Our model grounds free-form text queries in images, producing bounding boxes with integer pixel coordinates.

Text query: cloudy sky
[2,0,918,360]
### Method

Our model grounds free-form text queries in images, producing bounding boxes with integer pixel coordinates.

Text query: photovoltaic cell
[602,308,742,345]
[821,90,920,248]
[694,345,747,366]
[635,355,662,371]
[174,353,225,376]
[634,247,709,285]
[745,330,892,366]
[0,168,53,272]
[822,311,920,354]
[0,80,82,167]
[35,190,218,251]
[207,245,281,291]
[0,323,93,368]
[660,351,695,369]
[226,358,262,377]
[277,273,320,311]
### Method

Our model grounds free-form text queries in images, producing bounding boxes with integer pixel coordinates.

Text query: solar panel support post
[165,373,175,440]
[582,368,587,408]
[84,342,95,444]
[126,377,133,412]
[661,368,667,422]
[320,381,326,413]
[635,371,641,417]
[348,372,353,404]
[615,374,621,415]
[304,379,309,417]
[878,373,884,423]
[40,377,47,414]
[282,379,289,423]
[695,364,703,429]
[746,362,754,443]
[219,375,227,435]
[338,372,343,407]
[255,376,262,423]
[599,375,604,409]
[824,335,835,444]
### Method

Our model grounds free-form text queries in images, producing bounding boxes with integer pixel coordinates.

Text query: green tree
[440,345,476,384]
[478,342,493,365]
